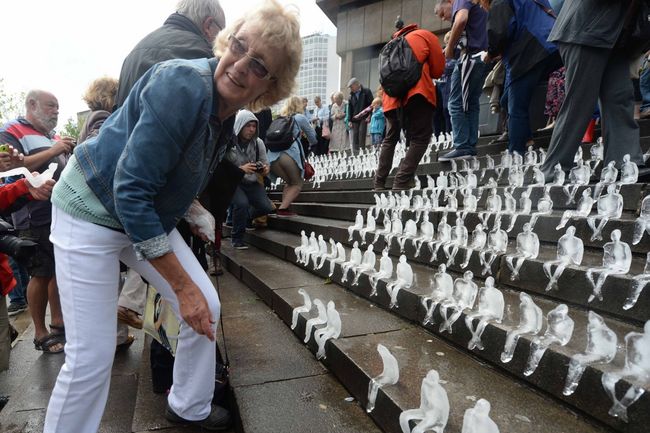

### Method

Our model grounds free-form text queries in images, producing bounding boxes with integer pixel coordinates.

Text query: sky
[1,0,336,126]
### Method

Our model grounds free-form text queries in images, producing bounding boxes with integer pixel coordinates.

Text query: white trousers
[44,206,219,433]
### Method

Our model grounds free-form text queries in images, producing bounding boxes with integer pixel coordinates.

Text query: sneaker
[276,208,297,218]
[232,241,249,250]
[640,110,650,120]
[438,149,475,161]
[165,403,231,431]
[7,302,27,316]
[245,222,256,232]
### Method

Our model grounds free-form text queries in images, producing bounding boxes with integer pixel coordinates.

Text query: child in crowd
[369,97,385,148]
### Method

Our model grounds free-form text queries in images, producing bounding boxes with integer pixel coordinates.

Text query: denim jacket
[74,57,234,260]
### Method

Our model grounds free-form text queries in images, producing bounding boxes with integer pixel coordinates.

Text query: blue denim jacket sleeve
[113,63,210,260]
[294,114,318,145]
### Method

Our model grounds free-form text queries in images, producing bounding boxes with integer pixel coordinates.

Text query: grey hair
[176,0,225,30]
[25,89,45,108]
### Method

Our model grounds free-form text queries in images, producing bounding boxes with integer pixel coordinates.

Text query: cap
[347,77,359,88]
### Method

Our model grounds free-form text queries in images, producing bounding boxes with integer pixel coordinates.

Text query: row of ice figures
[289,291,341,360]
[308,147,379,186]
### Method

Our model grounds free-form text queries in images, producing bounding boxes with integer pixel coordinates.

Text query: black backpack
[265,115,297,152]
[379,29,422,98]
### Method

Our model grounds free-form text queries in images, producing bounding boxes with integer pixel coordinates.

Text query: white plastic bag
[184,200,215,243]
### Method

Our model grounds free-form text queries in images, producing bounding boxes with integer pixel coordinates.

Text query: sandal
[34,333,65,354]
[49,323,65,337]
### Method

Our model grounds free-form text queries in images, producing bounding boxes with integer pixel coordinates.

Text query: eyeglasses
[228,34,275,81]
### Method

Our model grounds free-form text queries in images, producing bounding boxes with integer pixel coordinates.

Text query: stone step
[221,243,634,433]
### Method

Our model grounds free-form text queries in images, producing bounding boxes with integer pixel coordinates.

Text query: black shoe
[0,396,8,411]
[7,302,27,316]
[165,403,231,431]
[232,241,249,250]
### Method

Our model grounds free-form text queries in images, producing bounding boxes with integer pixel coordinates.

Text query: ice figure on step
[466,168,478,189]
[444,189,458,211]
[348,209,364,241]
[525,145,538,167]
[543,226,584,291]
[291,289,312,330]
[341,241,363,283]
[632,195,650,245]
[508,164,524,189]
[552,163,566,186]
[385,212,404,249]
[460,224,487,269]
[507,188,533,232]
[480,154,495,181]
[477,177,498,201]
[413,214,435,257]
[461,399,500,433]
[563,311,617,396]
[589,138,604,171]
[428,213,452,261]
[563,159,591,205]
[310,234,328,269]
[479,188,502,226]
[369,248,394,296]
[587,184,623,241]
[304,299,327,343]
[443,218,468,266]
[317,238,338,269]
[593,160,618,199]
[328,242,346,277]
[618,154,638,185]
[465,277,504,350]
[479,215,508,276]
[301,232,319,267]
[531,166,546,186]
[373,214,392,244]
[353,244,377,285]
[398,219,419,253]
[460,187,478,221]
[500,292,543,363]
[360,210,377,245]
[294,230,309,264]
[506,223,539,280]
[601,321,650,423]
[627,252,650,310]
[436,171,448,190]
[422,264,454,325]
[399,370,449,433]
[557,188,594,230]
[529,185,553,229]
[496,150,512,181]
[586,229,631,302]
[385,255,414,309]
[314,301,342,359]
[366,344,400,413]
[503,189,516,215]
[524,304,574,376]
[439,271,478,333]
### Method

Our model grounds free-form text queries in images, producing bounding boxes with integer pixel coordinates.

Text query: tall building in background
[296,33,340,113]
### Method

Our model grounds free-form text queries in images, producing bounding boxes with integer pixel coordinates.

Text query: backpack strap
[531,0,557,18]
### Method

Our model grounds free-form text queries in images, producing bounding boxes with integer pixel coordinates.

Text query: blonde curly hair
[280,96,304,117]
[82,77,118,112]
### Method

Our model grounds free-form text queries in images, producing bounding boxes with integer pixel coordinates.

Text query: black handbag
[212,274,230,407]
[616,0,650,57]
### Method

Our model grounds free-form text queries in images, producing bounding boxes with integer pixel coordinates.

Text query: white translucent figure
[557,187,594,230]
[443,218,469,266]
[563,159,591,205]
[466,168,478,189]
[304,299,327,343]
[593,160,618,199]
[461,399,500,433]
[524,145,538,167]
[317,238,337,269]
[552,163,566,186]
[479,188,502,226]
[439,270,478,333]
[385,255,414,309]
[538,148,547,165]
[618,153,638,185]
[360,211,377,245]
[563,311,617,396]
[601,321,650,423]
[529,185,553,229]
[445,189,458,211]
[302,232,319,267]
[507,188,533,232]
[480,154,495,181]
[508,164,524,189]
[586,229,632,302]
[500,292,543,363]
[370,248,394,296]
[632,195,650,245]
[496,150,512,181]
[413,213,435,257]
[310,234,328,269]
[385,212,404,248]
[399,370,449,433]
[524,304,575,376]
[506,222,540,280]
[460,188,478,221]
[589,138,604,171]
[465,277,504,350]
[291,289,312,330]
[341,241,362,283]
[373,214,392,244]
[436,171,448,190]
[531,166,546,186]
[477,177,498,201]
[398,219,419,253]
[460,224,487,269]
[328,242,347,278]
[627,252,650,310]
[543,226,584,291]
[348,209,364,241]
[366,344,400,413]
[294,230,309,264]
[428,214,452,261]
[314,301,342,360]
[479,215,508,276]
[353,244,377,286]
[587,183,624,241]
[421,264,454,325]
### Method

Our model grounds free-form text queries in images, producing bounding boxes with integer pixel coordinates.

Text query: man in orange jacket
[374,22,446,190]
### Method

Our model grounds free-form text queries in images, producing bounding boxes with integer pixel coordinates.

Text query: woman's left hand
[28,178,56,201]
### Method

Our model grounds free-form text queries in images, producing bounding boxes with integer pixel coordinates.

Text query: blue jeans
[7,257,28,305]
[448,58,488,153]
[231,182,274,242]
[641,59,650,113]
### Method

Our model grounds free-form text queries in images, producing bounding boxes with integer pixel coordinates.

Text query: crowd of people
[0,0,648,432]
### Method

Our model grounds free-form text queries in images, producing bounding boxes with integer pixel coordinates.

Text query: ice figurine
[507,188,532,232]
[552,163,566,186]
[525,145,538,167]
[524,304,575,376]
[531,166,546,186]
[398,219,419,253]
[328,242,347,278]
[587,229,632,302]
[413,213,435,257]
[353,245,377,286]
[310,234,328,269]
[500,292,543,363]
[366,344,400,413]
[294,230,309,264]
[557,188,594,230]
[341,241,362,283]
[601,321,650,422]
[314,301,342,360]
[370,248,394,296]
[618,154,638,185]
[593,160,618,199]
[439,271,478,333]
[304,299,327,343]
[529,185,553,229]
[543,226,584,291]
[428,213,452,261]
[508,164,524,189]
[360,212,377,245]
[588,184,623,241]
[445,189,458,211]
[465,277,504,350]
[385,255,414,309]
[444,218,469,266]
[399,370,449,433]
[505,222,540,280]
[626,252,650,310]
[317,238,338,269]
[461,399,500,433]
[563,159,591,205]
[291,289,312,330]
[480,154,495,180]
[422,264,454,326]
[460,188,478,221]
[385,212,404,248]
[460,224,487,269]
[589,138,604,171]
[632,195,650,245]
[563,311,617,396]
[479,215,508,276]
[373,214,392,244]
[303,232,319,267]
[348,209,364,241]
[479,188,502,226]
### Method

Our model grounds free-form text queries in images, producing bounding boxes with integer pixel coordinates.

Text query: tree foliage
[0,79,24,124]
[60,117,81,140]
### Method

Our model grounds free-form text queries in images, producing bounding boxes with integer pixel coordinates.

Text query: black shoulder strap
[214,273,229,367]
[531,0,557,18]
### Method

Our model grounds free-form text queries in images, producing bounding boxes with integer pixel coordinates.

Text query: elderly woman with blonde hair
[44,1,302,432]
[78,77,119,143]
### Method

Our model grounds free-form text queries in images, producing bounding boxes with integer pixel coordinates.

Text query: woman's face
[335,95,343,105]
[215,23,281,111]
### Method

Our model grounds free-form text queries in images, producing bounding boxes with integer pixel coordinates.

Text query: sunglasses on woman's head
[228,34,275,81]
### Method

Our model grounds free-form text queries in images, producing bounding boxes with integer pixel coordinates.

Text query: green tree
[0,78,24,124]
[60,117,81,140]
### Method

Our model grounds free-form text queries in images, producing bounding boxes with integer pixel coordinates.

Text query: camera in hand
[255,161,264,172]
[0,219,37,261]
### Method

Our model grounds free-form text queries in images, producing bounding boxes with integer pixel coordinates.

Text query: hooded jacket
[226,110,269,184]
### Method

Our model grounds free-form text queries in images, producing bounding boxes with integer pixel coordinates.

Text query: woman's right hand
[176,281,215,340]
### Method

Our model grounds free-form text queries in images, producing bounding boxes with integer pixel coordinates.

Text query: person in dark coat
[347,77,374,153]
